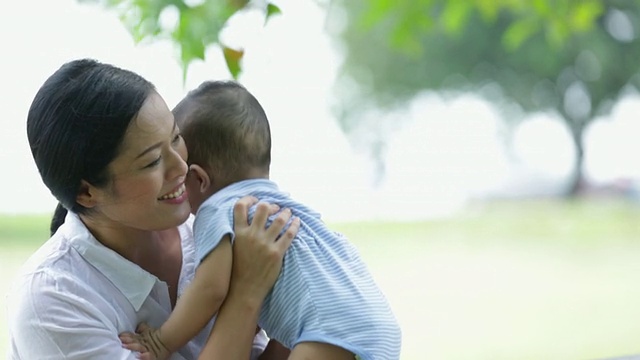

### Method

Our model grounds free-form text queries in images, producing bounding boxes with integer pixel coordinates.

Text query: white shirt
[6,212,268,359]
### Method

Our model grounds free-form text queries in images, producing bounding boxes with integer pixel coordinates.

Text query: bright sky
[1,0,638,221]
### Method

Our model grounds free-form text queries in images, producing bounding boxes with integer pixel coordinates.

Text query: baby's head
[173,81,271,212]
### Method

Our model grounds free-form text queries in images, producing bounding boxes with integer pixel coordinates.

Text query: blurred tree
[78,0,282,79]
[333,0,640,195]
[79,0,640,194]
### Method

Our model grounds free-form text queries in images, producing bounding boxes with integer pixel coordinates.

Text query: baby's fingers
[119,332,139,344]
[122,341,148,353]
[136,322,152,334]
[138,353,156,360]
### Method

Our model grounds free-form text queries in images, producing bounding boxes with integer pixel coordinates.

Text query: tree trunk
[567,122,585,197]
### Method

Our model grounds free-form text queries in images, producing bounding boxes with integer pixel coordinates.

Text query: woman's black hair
[27,59,155,235]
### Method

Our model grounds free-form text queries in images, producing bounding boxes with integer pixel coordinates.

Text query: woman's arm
[198,197,299,360]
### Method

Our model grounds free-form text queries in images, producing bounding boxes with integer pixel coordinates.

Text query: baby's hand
[119,329,154,360]
[119,323,171,360]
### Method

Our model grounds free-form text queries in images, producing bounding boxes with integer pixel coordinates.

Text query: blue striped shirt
[193,179,401,360]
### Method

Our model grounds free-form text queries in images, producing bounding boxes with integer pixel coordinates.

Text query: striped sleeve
[193,201,234,263]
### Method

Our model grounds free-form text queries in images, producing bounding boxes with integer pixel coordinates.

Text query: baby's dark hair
[173,81,271,181]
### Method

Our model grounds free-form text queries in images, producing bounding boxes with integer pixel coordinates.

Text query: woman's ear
[189,164,211,193]
[76,180,97,208]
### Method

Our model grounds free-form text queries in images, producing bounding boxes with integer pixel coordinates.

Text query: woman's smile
[158,183,187,203]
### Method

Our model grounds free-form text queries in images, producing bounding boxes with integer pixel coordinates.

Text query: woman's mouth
[158,184,186,201]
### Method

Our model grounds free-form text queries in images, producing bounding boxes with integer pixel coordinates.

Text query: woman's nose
[166,145,188,181]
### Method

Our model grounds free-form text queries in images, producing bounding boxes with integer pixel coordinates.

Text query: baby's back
[201,179,401,360]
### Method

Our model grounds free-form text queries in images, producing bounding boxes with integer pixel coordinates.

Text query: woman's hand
[232,196,300,303]
[197,197,299,360]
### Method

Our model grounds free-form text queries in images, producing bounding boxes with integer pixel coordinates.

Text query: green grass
[0,214,50,247]
[2,199,640,359]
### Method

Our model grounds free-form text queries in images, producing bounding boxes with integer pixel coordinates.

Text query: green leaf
[441,1,472,35]
[545,18,569,48]
[570,1,604,32]
[476,0,500,22]
[178,40,205,83]
[223,46,245,79]
[502,18,540,52]
[228,0,250,10]
[266,3,282,25]
[531,0,552,16]
[360,0,396,29]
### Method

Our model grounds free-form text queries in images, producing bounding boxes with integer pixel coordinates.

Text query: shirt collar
[62,212,158,311]
[203,178,279,208]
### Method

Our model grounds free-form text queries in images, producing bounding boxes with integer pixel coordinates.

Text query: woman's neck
[79,214,172,264]
[79,213,184,307]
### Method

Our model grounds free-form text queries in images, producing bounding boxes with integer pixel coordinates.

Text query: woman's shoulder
[11,212,111,302]
[17,231,74,279]
[13,235,91,296]
[7,234,90,324]
[18,211,95,275]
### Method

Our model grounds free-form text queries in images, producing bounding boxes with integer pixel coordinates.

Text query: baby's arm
[163,236,233,351]
[126,236,233,359]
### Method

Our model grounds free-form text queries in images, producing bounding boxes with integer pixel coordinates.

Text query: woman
[7,59,299,359]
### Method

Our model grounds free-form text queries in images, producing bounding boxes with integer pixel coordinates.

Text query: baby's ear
[189,164,211,193]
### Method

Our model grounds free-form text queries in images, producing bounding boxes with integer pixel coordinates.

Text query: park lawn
[2,199,640,359]
[0,214,50,247]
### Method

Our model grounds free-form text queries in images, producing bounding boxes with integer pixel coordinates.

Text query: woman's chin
[155,201,193,230]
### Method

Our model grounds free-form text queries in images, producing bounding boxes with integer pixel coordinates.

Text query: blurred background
[2,0,640,358]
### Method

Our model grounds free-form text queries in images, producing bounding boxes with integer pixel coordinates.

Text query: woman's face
[90,92,191,231]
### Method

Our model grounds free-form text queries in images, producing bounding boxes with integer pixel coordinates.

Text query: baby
[123,81,401,360]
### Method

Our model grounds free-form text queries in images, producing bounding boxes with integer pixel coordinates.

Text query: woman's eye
[172,134,182,143]
[145,156,161,168]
